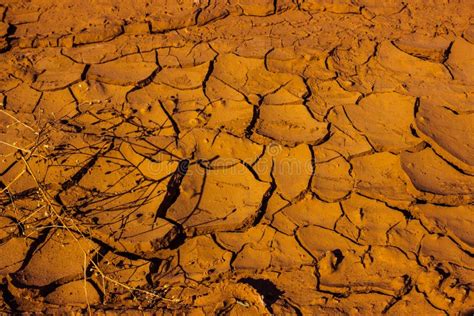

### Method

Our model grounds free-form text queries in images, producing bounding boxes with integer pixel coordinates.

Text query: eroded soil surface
[1,0,474,314]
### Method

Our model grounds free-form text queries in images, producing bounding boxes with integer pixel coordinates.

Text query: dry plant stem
[20,156,93,315]
[0,169,25,193]
[20,205,47,226]
[0,110,36,132]
[0,141,32,153]
[19,155,180,311]
[23,224,67,238]
[1,1,473,313]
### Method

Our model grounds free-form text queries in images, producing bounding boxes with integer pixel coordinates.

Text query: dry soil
[0,0,474,315]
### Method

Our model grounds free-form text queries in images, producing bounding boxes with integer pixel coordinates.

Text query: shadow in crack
[239,277,284,312]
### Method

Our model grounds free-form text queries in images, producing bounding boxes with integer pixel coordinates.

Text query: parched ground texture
[0,0,474,314]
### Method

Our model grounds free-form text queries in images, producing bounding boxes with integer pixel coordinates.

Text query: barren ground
[0,0,474,314]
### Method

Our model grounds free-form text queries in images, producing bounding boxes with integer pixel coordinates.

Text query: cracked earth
[0,0,474,314]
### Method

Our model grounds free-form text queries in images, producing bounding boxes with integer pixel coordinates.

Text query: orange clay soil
[0,0,474,314]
